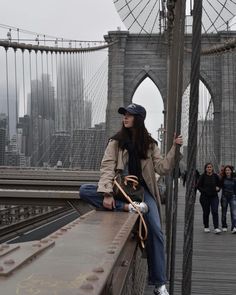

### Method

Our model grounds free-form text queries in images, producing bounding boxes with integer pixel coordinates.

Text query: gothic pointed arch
[125,70,166,105]
[132,76,164,140]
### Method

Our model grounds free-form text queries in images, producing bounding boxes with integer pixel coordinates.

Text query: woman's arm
[196,174,205,194]
[152,135,182,175]
[97,139,118,194]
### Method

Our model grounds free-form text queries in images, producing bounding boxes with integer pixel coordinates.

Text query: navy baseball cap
[118,103,146,119]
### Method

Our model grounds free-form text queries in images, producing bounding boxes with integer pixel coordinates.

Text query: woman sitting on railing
[80,103,183,295]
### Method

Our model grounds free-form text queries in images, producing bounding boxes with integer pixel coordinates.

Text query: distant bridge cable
[0,23,106,46]
[203,0,232,33]
[114,0,165,34]
[138,0,160,34]
[127,0,154,31]
[0,39,117,54]
[5,48,10,140]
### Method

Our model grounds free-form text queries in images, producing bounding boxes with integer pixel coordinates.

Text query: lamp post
[157,123,166,154]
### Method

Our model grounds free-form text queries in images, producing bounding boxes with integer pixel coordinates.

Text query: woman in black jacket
[197,162,221,233]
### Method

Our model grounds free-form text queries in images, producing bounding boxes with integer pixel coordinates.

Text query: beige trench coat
[97,139,176,210]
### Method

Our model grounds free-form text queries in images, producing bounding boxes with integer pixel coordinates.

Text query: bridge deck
[145,185,236,295]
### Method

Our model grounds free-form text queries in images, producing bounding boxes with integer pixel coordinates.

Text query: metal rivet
[80,283,94,290]
[32,243,41,247]
[107,250,115,254]
[93,267,104,273]
[50,235,58,239]
[86,274,99,281]
[2,244,10,249]
[108,246,117,249]
[4,259,15,265]
[40,239,49,243]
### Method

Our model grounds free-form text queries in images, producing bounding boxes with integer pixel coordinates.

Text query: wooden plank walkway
[144,185,236,295]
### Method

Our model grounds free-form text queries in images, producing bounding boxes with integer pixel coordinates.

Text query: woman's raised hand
[173,133,183,146]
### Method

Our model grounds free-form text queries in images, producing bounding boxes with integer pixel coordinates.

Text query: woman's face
[225,167,232,177]
[206,164,213,174]
[123,113,134,128]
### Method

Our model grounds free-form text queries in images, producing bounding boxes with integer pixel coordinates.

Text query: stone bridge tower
[104,30,236,167]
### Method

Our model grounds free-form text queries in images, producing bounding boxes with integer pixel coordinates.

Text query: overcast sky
[1,0,126,41]
[0,0,165,140]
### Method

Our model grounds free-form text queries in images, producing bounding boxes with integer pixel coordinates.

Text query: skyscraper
[0,114,7,165]
[28,74,55,166]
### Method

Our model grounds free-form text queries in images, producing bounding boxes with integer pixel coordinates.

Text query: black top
[197,173,220,197]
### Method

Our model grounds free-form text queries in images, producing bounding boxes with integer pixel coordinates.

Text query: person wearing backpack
[197,162,221,233]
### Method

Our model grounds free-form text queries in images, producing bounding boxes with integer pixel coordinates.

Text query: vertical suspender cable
[227,49,232,163]
[165,1,186,293]
[35,50,39,166]
[46,52,50,122]
[182,1,203,294]
[5,48,10,142]
[55,53,60,131]
[28,50,32,164]
[14,49,19,163]
[14,49,18,129]
[51,51,56,129]
[74,52,79,129]
[41,52,45,119]
[22,50,26,115]
[59,53,63,131]
[232,49,236,165]
[62,53,67,131]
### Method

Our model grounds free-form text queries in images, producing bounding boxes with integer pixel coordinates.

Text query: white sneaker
[231,227,236,234]
[214,228,221,234]
[153,284,169,295]
[128,202,148,214]
[222,227,228,232]
[204,228,210,233]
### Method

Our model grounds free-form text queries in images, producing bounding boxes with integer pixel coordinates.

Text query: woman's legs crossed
[79,184,125,211]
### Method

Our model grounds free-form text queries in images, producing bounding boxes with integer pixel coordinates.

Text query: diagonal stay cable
[128,0,153,32]
[123,0,143,22]
[117,0,134,13]
[138,0,160,34]
[202,4,219,33]
[205,0,233,33]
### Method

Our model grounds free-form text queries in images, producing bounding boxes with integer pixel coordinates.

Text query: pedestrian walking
[220,165,236,233]
[197,162,221,233]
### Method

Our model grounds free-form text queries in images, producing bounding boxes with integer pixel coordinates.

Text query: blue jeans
[199,194,219,228]
[79,184,166,286]
[221,194,236,230]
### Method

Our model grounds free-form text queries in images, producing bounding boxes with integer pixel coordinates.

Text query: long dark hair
[222,165,234,179]
[111,115,156,159]
[204,162,213,173]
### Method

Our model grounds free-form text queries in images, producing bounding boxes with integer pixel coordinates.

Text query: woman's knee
[79,184,97,199]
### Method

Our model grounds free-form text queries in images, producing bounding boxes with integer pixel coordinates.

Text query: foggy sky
[0,0,126,41]
[0,0,164,140]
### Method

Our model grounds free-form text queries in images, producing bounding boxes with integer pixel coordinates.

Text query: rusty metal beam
[0,211,143,295]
